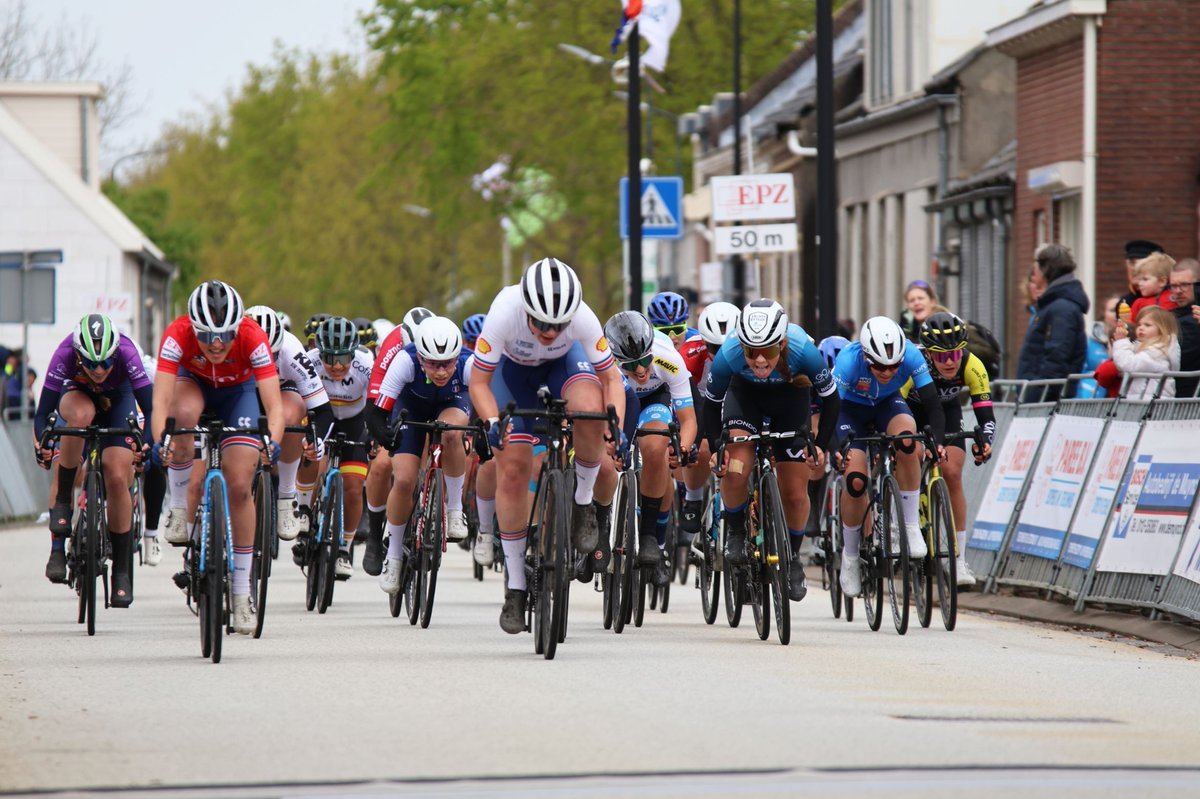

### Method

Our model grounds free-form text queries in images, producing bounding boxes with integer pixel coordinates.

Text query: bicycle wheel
[602,474,621,630]
[83,469,102,636]
[252,467,273,638]
[931,478,958,631]
[316,473,342,614]
[419,473,443,629]
[72,520,85,625]
[633,566,647,628]
[881,475,910,635]
[616,470,638,631]
[723,558,743,628]
[405,539,423,626]
[699,516,720,625]
[204,481,228,664]
[913,487,933,630]
[388,536,405,618]
[531,470,566,659]
[762,473,791,646]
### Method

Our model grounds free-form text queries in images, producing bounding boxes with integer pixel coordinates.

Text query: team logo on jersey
[746,311,768,334]
[160,336,183,362]
[653,356,679,374]
[855,377,871,393]
[596,336,609,353]
[249,342,272,368]
[476,337,492,355]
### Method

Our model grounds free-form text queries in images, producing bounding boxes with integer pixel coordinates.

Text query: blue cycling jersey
[833,341,932,405]
[703,323,835,402]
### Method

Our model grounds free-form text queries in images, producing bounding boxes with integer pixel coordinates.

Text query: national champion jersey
[368,325,408,403]
[309,347,374,420]
[833,341,932,405]
[678,337,711,387]
[374,344,471,412]
[276,331,329,410]
[157,316,277,388]
[626,332,694,410]
[472,285,614,373]
[703,323,834,402]
[43,332,151,395]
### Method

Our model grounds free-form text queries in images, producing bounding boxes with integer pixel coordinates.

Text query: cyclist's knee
[894,434,917,455]
[846,471,869,498]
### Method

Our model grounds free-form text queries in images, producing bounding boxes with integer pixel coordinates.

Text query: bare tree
[0,0,143,141]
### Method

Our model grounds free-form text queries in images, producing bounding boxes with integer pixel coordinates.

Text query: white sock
[685,485,705,501]
[501,530,527,591]
[297,481,315,509]
[444,472,464,512]
[278,458,300,499]
[340,541,352,555]
[842,523,863,559]
[386,521,408,558]
[144,527,157,539]
[956,530,967,557]
[232,546,253,595]
[899,490,920,527]
[477,496,496,534]
[168,462,192,509]
[368,501,386,514]
[574,457,600,505]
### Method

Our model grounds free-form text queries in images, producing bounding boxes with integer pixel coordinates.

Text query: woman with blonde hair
[1111,305,1180,398]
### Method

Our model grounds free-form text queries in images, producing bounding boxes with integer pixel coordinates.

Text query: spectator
[1017,244,1089,399]
[3,350,24,416]
[1128,252,1177,319]
[1167,258,1200,397]
[1119,239,1165,313]
[1111,306,1180,399]
[898,280,937,341]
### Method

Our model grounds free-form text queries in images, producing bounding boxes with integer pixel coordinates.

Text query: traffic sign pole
[627,22,642,313]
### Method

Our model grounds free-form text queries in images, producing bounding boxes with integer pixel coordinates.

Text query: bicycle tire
[406,531,423,626]
[617,469,638,630]
[543,470,570,659]
[699,523,719,625]
[913,488,933,629]
[633,566,646,628]
[131,479,144,569]
[388,542,405,618]
[749,491,769,641]
[762,473,791,646]
[317,473,342,614]
[73,517,86,625]
[723,559,743,628]
[83,469,101,636]
[932,477,958,631]
[862,516,883,632]
[252,467,273,638]
[882,474,910,635]
[602,473,621,630]
[419,473,443,629]
[206,480,228,664]
[825,481,843,619]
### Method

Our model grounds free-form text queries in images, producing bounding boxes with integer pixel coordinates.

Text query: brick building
[990,0,1200,358]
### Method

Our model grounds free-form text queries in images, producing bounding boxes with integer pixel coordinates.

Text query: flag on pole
[610,0,681,72]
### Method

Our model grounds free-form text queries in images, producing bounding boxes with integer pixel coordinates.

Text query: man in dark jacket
[1168,259,1200,398]
[1017,244,1089,400]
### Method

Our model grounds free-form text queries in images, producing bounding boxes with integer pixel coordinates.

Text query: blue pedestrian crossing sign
[619,176,683,240]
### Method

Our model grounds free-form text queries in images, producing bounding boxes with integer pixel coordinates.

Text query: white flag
[637,0,681,72]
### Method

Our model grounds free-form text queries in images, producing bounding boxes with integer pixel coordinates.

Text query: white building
[0,82,174,391]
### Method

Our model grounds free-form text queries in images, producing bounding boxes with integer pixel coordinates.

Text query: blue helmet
[818,335,850,371]
[647,291,688,327]
[462,313,486,341]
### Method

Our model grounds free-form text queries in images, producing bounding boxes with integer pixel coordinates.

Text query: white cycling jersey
[626,331,693,408]
[308,347,374,420]
[473,284,613,371]
[277,331,329,410]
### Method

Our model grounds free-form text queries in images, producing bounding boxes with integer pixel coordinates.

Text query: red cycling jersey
[368,325,408,402]
[678,338,711,386]
[157,315,277,388]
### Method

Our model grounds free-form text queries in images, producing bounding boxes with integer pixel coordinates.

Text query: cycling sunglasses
[930,348,965,364]
[81,356,115,371]
[194,327,237,346]
[320,352,355,367]
[528,315,568,333]
[423,357,457,372]
[868,360,899,374]
[656,324,687,337]
[742,344,781,361]
[620,354,654,371]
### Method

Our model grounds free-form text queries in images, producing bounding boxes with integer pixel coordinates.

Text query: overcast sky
[17,0,373,172]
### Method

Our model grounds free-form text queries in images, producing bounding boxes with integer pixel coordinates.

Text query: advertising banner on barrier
[1095,420,1200,575]
[1011,415,1105,560]
[969,415,1049,551]
[1173,508,1200,586]
[1062,420,1139,569]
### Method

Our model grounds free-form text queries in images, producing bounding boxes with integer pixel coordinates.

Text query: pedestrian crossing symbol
[619,176,684,240]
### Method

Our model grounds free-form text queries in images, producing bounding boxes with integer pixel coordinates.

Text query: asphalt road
[2,521,1198,798]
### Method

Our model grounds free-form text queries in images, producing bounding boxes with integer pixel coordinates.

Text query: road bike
[816,466,853,622]
[687,473,723,625]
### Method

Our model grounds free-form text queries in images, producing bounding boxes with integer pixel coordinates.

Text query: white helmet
[278,311,293,332]
[521,257,581,326]
[401,307,435,346]
[414,316,463,361]
[698,302,741,346]
[736,298,788,347]
[245,305,284,354]
[187,280,243,337]
[373,317,396,343]
[860,316,906,366]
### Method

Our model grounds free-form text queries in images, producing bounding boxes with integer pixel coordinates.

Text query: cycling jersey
[833,341,931,406]
[678,337,711,387]
[35,332,153,439]
[902,351,996,446]
[374,345,471,413]
[473,285,614,373]
[368,325,407,403]
[308,347,374,421]
[276,331,329,410]
[703,323,835,403]
[157,316,276,388]
[625,332,694,411]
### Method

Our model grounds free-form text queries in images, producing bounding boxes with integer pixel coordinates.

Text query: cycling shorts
[837,395,914,453]
[720,376,811,463]
[912,400,966,451]
[490,343,600,446]
[327,412,370,477]
[388,395,471,458]
[60,382,139,453]
[177,370,261,449]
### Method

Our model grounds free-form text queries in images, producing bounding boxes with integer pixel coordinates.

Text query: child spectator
[1111,306,1180,399]
[1127,252,1178,320]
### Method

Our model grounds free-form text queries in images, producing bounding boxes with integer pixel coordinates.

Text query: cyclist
[279,311,293,332]
[833,316,946,599]
[470,258,626,633]
[300,316,375,578]
[903,312,995,587]
[304,313,331,348]
[401,307,435,345]
[366,316,473,593]
[604,311,697,586]
[462,313,486,352]
[33,314,154,605]
[702,299,840,603]
[245,305,332,542]
[130,336,166,566]
[647,291,700,349]
[354,317,380,357]
[152,280,284,635]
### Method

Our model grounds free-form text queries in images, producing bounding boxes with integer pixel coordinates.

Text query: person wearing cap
[1118,240,1165,320]
[1017,244,1089,400]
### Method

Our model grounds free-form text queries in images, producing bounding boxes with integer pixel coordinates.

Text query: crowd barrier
[963,371,1200,625]
[0,419,47,520]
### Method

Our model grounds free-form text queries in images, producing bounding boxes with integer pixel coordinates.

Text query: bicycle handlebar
[162,415,272,459]
[498,390,621,448]
[391,410,493,462]
[38,410,145,452]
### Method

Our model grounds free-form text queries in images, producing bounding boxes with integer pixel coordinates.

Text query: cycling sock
[684,485,705,502]
[899,490,920,527]
[639,495,662,541]
[386,521,408,559]
[168,462,192,509]
[367,507,386,541]
[297,478,316,510]
[278,457,300,499]
[51,534,65,552]
[574,457,600,505]
[55,466,77,504]
[109,531,131,573]
[340,540,352,555]
[843,523,863,558]
[367,501,386,513]
[656,510,671,547]
[789,530,805,553]
[723,501,747,531]
[232,546,253,595]
[443,472,465,511]
[144,463,167,528]
[477,495,496,534]
[500,528,528,591]
[956,530,967,557]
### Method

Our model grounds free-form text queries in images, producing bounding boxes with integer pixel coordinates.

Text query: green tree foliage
[124,1,818,322]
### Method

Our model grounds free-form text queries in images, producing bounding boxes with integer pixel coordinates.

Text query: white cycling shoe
[232,594,255,635]
[445,511,469,542]
[473,532,495,567]
[956,555,977,587]
[839,557,862,597]
[163,510,190,545]
[336,551,353,578]
[142,535,162,566]
[906,523,928,560]
[380,558,402,594]
[277,498,306,541]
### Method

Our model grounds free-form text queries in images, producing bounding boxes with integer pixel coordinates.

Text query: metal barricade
[960,379,1023,527]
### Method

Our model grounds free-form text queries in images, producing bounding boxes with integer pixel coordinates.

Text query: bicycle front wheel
[419,473,443,629]
[252,467,274,638]
[699,512,720,625]
[762,473,791,646]
[615,470,638,632]
[204,481,228,664]
[538,470,570,660]
[83,469,102,636]
[316,473,342,615]
[882,475,910,635]
[932,478,958,630]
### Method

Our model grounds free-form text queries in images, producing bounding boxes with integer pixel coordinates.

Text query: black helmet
[305,313,331,343]
[920,312,969,352]
[315,316,358,357]
[604,310,655,363]
[352,317,378,348]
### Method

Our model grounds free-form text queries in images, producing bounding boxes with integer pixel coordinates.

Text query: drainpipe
[1082,16,1098,303]
[79,96,90,185]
